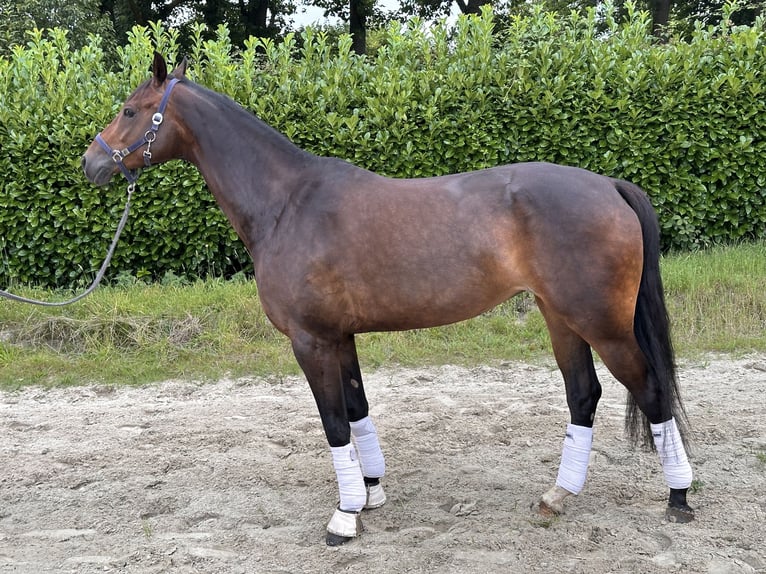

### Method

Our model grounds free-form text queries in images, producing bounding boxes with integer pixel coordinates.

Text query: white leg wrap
[651,418,693,490]
[555,424,593,495]
[349,416,386,479]
[330,443,367,512]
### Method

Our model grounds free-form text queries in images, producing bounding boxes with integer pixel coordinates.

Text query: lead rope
[0,182,134,307]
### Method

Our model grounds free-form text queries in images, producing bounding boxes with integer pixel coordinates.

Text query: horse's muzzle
[81,152,115,186]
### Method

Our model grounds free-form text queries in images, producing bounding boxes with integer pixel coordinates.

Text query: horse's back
[407,161,646,296]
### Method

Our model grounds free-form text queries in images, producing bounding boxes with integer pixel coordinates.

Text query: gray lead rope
[0,183,134,307]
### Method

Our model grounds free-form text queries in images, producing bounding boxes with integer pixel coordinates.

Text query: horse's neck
[180,86,314,251]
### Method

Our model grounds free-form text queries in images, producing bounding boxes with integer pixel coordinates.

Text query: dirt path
[1,356,765,573]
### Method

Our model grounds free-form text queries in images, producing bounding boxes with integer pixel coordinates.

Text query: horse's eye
[123,108,136,118]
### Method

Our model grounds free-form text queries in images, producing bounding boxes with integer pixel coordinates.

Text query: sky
[292,3,342,27]
[290,0,462,29]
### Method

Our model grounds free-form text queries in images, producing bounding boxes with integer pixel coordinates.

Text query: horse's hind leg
[537,300,602,516]
[339,335,387,510]
[594,338,694,522]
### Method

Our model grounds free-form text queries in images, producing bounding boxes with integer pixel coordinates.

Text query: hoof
[326,531,354,546]
[666,504,695,523]
[538,499,563,517]
[539,485,570,516]
[364,483,386,509]
[326,508,363,546]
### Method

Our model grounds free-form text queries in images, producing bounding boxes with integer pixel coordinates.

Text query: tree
[672,0,765,35]
[312,0,383,54]
[648,0,673,38]
[397,0,491,19]
[349,0,368,54]
[188,0,298,45]
[84,0,297,49]
[0,0,116,55]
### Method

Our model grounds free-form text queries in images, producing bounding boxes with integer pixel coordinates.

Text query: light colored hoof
[539,485,572,516]
[365,483,386,509]
[326,508,363,546]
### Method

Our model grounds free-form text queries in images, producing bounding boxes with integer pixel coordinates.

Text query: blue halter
[94,78,180,185]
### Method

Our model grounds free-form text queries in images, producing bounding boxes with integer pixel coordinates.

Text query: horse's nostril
[80,156,87,170]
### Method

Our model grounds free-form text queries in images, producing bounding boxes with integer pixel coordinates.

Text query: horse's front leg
[291,332,366,546]
[340,335,386,510]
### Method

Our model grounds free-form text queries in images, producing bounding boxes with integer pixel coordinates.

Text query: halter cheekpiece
[94,77,180,185]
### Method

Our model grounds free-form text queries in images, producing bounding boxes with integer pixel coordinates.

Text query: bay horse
[81,53,694,545]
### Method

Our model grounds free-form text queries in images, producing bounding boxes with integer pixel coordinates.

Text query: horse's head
[82,52,187,186]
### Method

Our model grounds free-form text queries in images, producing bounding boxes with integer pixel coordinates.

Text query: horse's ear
[152,51,168,86]
[171,55,189,79]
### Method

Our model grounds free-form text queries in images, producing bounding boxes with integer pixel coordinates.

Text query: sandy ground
[1,355,765,573]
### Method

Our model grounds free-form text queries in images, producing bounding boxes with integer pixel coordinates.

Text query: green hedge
[1,7,765,288]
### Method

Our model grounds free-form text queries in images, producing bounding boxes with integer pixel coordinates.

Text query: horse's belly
[343,274,526,333]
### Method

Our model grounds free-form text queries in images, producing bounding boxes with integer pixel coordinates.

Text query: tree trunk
[456,0,491,15]
[349,0,366,55]
[650,0,671,40]
[240,0,270,38]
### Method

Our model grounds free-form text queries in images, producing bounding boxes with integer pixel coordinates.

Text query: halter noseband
[94,77,180,185]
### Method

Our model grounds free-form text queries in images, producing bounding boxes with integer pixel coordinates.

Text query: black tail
[613,179,690,451]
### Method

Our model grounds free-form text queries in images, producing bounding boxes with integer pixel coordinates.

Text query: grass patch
[662,241,766,355]
[0,279,297,389]
[689,479,705,494]
[0,241,764,389]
